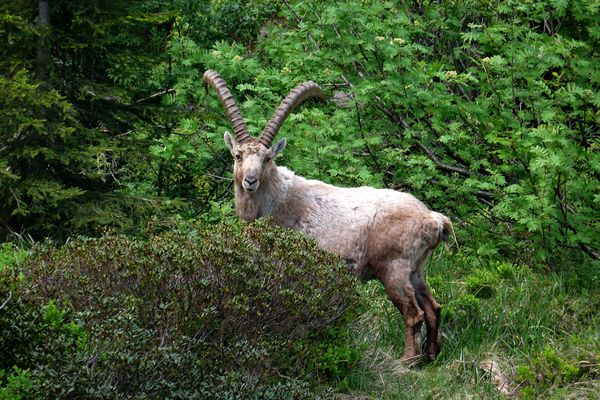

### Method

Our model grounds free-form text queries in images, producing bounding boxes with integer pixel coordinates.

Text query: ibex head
[203,70,326,192]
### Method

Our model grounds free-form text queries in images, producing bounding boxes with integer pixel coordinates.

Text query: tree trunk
[36,0,50,83]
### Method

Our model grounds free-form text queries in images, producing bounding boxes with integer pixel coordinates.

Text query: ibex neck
[234,165,295,221]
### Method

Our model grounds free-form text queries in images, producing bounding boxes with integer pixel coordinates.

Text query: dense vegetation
[1,0,598,398]
[1,221,359,398]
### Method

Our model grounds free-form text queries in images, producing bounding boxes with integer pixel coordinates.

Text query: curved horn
[259,81,326,148]
[203,69,251,143]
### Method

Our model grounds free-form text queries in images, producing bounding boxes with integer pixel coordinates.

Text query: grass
[339,250,600,399]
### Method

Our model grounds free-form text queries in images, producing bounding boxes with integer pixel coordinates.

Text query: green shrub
[494,261,529,280]
[465,269,500,298]
[25,219,357,343]
[294,323,365,391]
[0,244,26,270]
[443,293,481,326]
[1,220,359,398]
[190,0,600,271]
[0,277,85,399]
[516,346,594,399]
[0,367,34,400]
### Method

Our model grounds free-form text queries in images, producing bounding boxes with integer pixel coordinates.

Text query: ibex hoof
[424,342,440,363]
[424,351,438,363]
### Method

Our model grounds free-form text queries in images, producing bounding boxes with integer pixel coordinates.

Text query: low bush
[516,346,598,399]
[465,269,500,299]
[0,243,26,270]
[0,220,360,398]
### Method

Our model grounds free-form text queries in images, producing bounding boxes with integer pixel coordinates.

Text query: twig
[416,141,474,177]
[374,96,410,129]
[581,244,599,260]
[282,0,320,51]
[341,75,353,88]
[0,291,12,311]
[282,0,302,24]
[86,88,176,106]
[9,188,25,212]
[205,173,233,181]
[134,88,176,103]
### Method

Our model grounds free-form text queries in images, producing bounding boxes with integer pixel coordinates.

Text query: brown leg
[411,251,441,361]
[381,262,424,362]
[414,283,441,361]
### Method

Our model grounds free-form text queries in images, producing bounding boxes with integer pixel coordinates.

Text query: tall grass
[344,250,600,398]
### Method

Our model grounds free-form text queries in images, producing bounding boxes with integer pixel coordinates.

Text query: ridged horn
[259,81,326,148]
[203,69,250,143]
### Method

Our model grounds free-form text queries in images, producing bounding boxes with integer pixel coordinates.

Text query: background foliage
[0,0,598,398]
[1,0,597,266]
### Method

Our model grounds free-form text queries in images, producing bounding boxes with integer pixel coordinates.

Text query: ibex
[203,70,452,362]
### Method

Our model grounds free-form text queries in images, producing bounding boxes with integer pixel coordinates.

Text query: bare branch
[0,291,12,311]
[415,141,474,177]
[375,96,476,178]
[581,244,600,260]
[374,96,410,129]
[134,88,176,104]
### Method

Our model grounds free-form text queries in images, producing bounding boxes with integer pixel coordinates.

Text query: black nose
[244,176,257,185]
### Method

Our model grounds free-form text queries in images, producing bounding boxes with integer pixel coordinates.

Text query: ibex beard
[204,69,452,363]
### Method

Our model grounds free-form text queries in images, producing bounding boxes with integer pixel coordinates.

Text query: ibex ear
[224,131,237,155]
[270,138,287,158]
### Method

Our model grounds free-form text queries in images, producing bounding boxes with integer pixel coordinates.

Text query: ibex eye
[235,154,242,161]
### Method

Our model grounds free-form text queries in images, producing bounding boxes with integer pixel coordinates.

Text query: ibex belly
[291,186,434,279]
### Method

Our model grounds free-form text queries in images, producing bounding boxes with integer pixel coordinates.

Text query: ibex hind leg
[380,260,425,363]
[412,251,441,361]
[414,281,441,361]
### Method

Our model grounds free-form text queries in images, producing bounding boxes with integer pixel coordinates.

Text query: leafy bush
[0,283,87,399]
[465,269,500,298]
[0,220,359,398]
[293,323,365,391]
[25,219,357,343]
[442,293,481,328]
[516,346,596,399]
[0,367,34,400]
[494,261,529,280]
[179,0,600,271]
[0,243,26,270]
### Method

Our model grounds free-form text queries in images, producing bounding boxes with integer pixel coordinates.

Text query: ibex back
[203,70,452,362]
